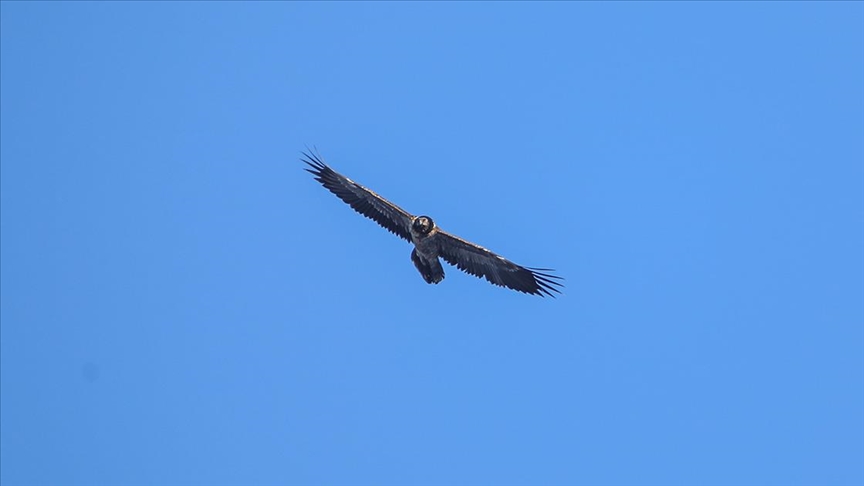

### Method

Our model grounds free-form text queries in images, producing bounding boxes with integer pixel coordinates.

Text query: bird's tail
[411,249,445,284]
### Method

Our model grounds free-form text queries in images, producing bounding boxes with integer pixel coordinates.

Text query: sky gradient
[2,3,863,485]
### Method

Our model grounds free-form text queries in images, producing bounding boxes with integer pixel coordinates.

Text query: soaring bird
[303,150,563,297]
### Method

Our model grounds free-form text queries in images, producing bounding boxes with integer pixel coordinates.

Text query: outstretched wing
[435,231,563,297]
[303,150,414,242]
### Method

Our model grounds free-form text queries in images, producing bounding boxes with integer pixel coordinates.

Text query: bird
[302,150,563,297]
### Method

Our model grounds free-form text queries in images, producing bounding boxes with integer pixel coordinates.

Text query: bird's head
[412,216,434,235]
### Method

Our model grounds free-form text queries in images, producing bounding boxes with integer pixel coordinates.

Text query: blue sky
[1,2,862,485]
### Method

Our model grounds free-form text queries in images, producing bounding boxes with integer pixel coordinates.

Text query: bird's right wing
[303,150,414,242]
[436,230,563,297]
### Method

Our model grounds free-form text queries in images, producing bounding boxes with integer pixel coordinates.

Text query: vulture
[303,150,563,297]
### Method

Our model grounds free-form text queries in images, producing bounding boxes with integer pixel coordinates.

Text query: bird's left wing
[436,230,563,297]
[303,151,414,242]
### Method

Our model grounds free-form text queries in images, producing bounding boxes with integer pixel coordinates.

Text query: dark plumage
[303,150,563,297]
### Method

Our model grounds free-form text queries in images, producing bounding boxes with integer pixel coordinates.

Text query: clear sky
[1,3,862,486]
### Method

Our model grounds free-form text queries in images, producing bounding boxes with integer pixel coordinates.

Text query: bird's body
[303,151,562,297]
[410,217,445,284]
